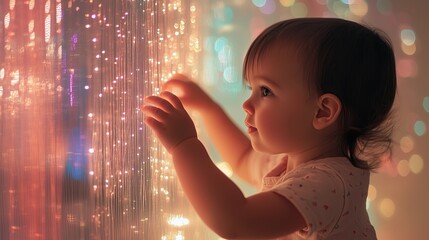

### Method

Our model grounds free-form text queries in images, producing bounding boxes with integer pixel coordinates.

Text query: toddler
[142,18,396,239]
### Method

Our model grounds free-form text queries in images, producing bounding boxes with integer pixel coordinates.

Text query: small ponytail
[342,113,395,170]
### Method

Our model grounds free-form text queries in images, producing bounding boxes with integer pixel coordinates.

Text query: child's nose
[242,97,254,115]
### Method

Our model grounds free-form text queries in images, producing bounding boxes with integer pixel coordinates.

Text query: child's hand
[141,91,197,153]
[163,74,215,112]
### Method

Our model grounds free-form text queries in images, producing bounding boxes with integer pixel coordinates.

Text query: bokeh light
[214,37,228,52]
[399,136,414,153]
[397,58,418,78]
[167,215,190,227]
[280,0,295,7]
[4,12,10,29]
[409,154,424,174]
[396,159,410,177]
[379,198,396,218]
[401,29,416,46]
[400,29,417,56]
[401,42,416,55]
[252,0,266,8]
[414,120,426,136]
[349,0,368,17]
[9,0,15,10]
[423,97,429,113]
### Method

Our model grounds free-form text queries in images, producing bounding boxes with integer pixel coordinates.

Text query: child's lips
[245,121,257,134]
[247,126,257,133]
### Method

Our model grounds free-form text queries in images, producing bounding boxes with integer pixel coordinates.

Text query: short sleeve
[271,165,345,237]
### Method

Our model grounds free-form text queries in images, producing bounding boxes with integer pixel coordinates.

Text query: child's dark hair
[243,18,397,170]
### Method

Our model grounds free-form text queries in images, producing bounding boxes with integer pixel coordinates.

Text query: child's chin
[251,141,285,155]
[250,141,270,154]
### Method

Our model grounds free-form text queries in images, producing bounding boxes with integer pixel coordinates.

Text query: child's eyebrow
[253,75,281,89]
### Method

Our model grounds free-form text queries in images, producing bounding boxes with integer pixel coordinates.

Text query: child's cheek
[262,111,297,150]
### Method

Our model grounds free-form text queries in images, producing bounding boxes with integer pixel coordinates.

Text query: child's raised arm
[141,91,306,238]
[162,74,271,187]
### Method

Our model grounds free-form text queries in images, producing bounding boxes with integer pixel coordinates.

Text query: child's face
[243,45,318,154]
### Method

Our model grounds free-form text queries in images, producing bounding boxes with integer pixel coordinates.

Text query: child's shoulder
[287,156,370,185]
[304,156,365,172]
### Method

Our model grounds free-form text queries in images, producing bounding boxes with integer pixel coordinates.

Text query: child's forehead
[243,38,318,96]
[252,37,307,63]
[245,41,306,75]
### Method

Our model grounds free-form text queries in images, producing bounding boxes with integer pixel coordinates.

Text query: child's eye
[260,86,272,97]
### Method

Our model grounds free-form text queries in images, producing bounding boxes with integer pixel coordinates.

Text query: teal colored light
[223,6,234,23]
[423,97,429,113]
[213,5,234,29]
[214,37,228,52]
[217,45,231,64]
[401,29,416,46]
[414,120,426,136]
[252,0,267,8]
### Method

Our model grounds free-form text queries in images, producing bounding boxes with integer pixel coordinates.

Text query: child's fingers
[143,95,175,113]
[159,91,184,109]
[143,116,163,132]
[162,79,180,90]
[169,73,191,82]
[162,80,187,97]
[162,73,191,91]
[141,105,168,122]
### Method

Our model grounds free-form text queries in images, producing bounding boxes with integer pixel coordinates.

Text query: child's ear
[313,93,342,130]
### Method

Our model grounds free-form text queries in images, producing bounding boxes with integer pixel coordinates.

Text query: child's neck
[285,144,344,173]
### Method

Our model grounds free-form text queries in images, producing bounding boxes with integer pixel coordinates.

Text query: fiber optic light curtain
[0,0,428,240]
[0,0,209,239]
